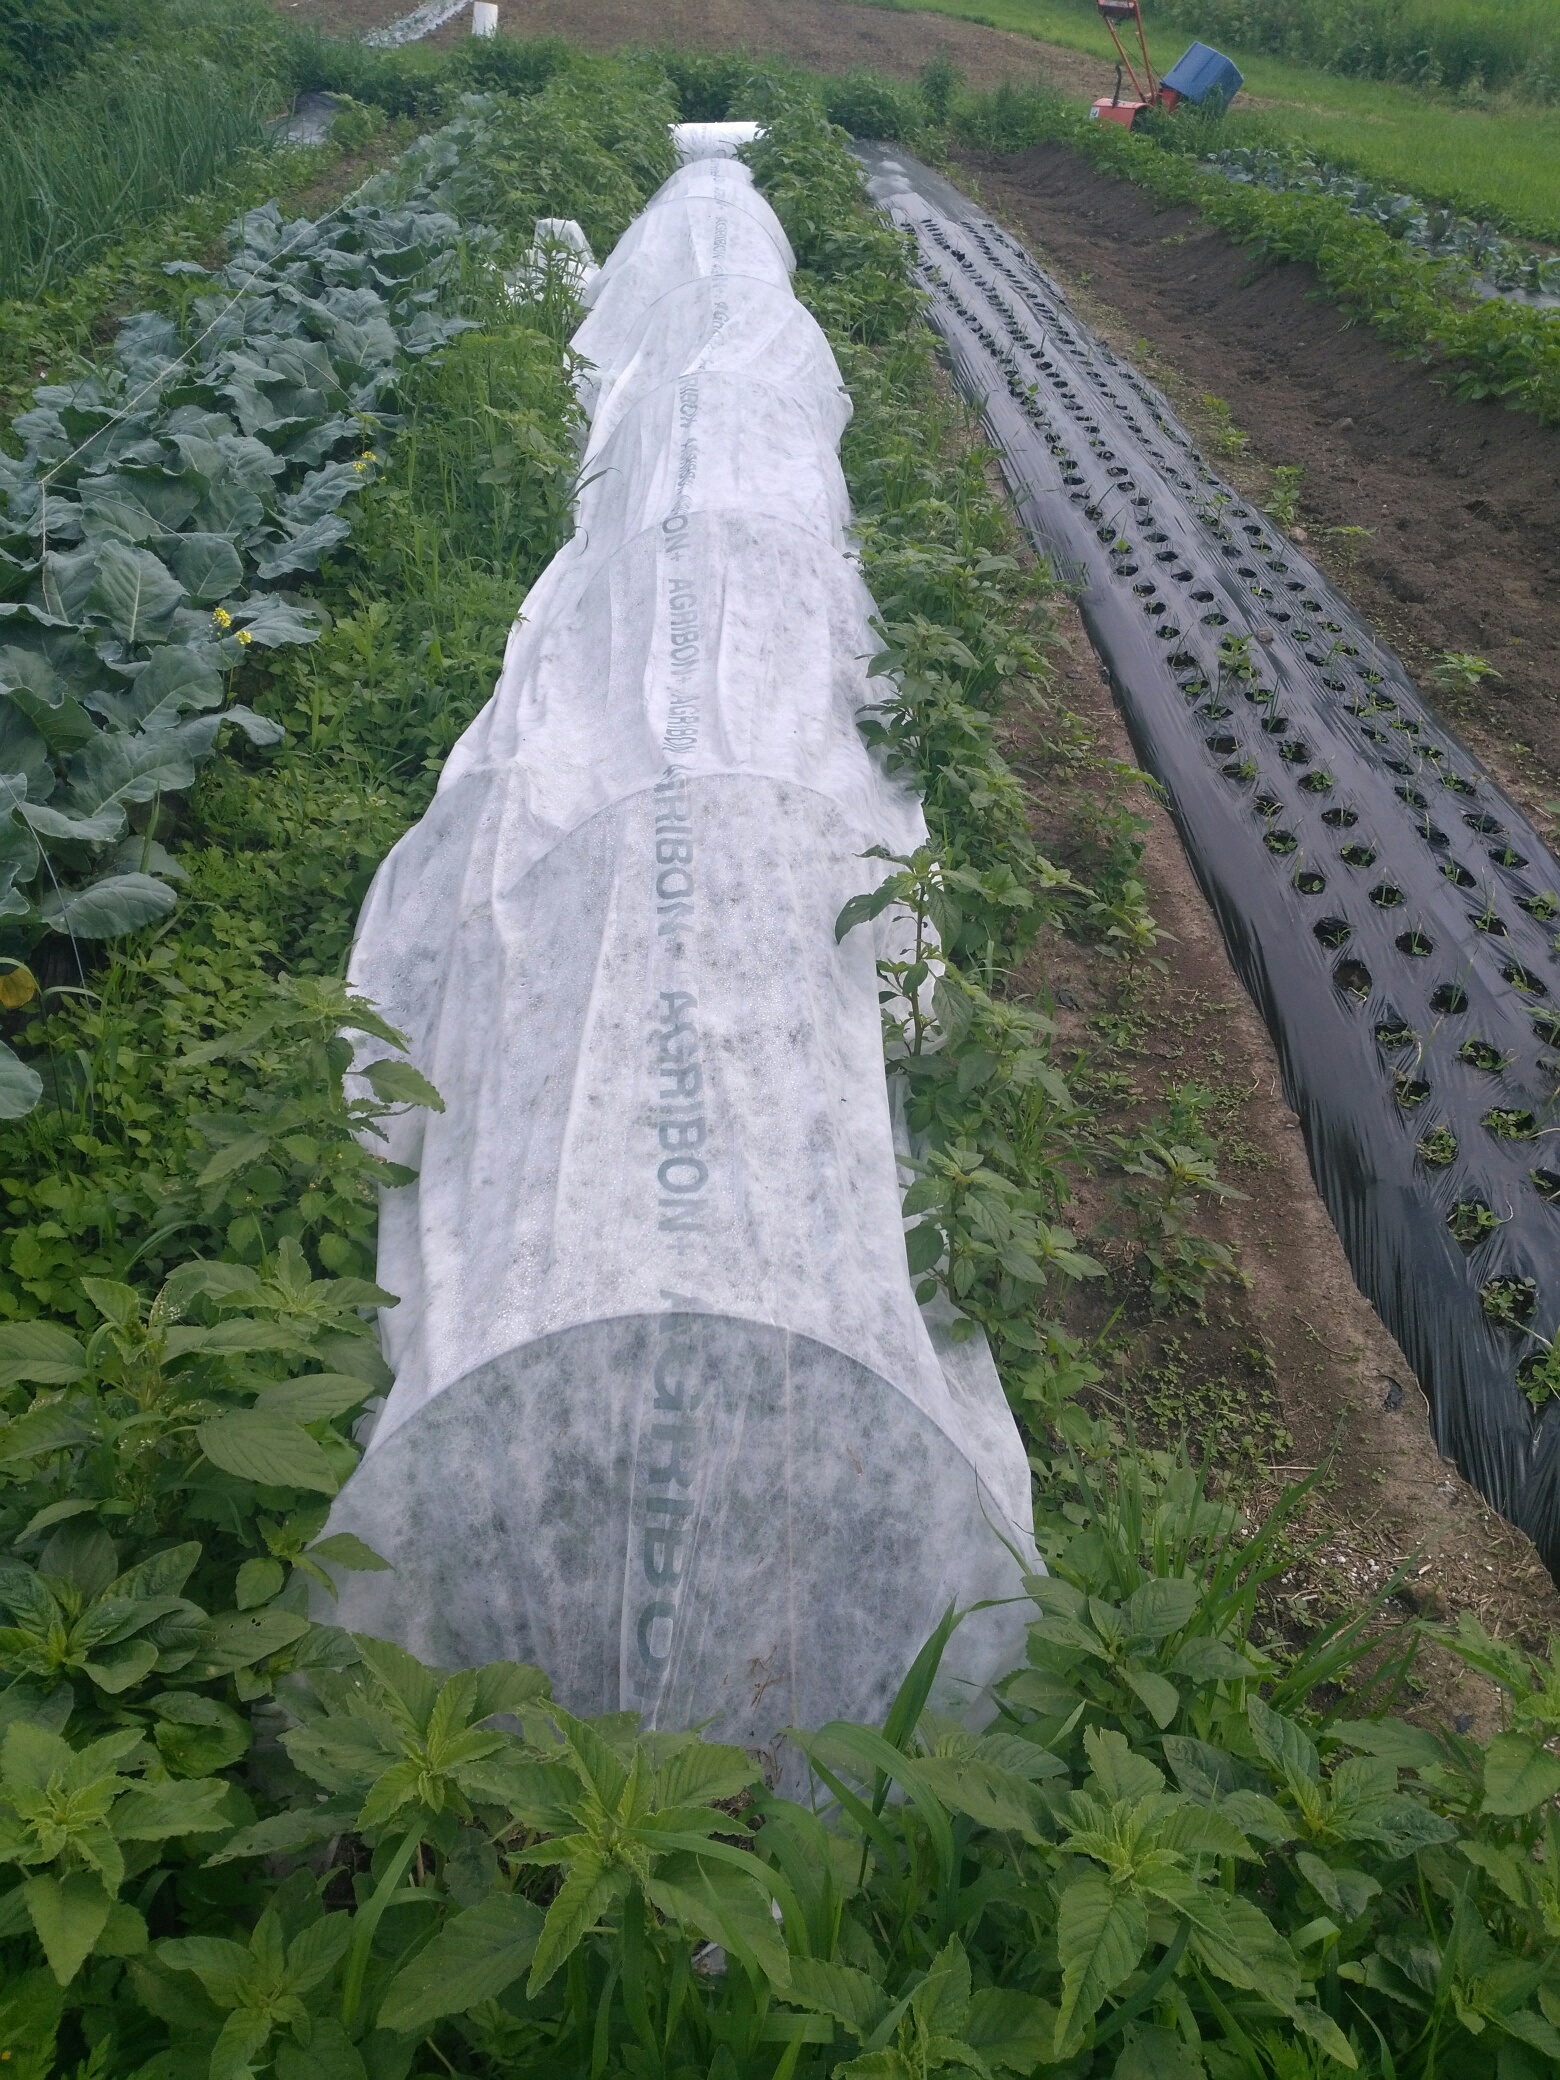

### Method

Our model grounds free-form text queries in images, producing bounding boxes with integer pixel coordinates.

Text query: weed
[0,11,287,301]
[1200,390,1251,454]
[1264,462,1305,527]
[1113,1085,1249,1313]
[1432,647,1504,693]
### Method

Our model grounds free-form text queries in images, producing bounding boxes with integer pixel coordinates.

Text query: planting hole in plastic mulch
[1294,869,1327,895]
[1517,1351,1560,1407]
[1448,1200,1502,1248]
[1484,1108,1538,1139]
[1459,1038,1513,1072]
[1442,862,1477,888]
[1502,963,1547,996]
[1265,829,1298,855]
[1335,959,1373,998]
[1315,917,1352,949]
[1482,1275,1538,1328]
[1431,984,1470,1014]
[1370,883,1406,909]
[1375,1020,1417,1050]
[1321,806,1358,828]
[1531,1169,1560,1205]
[1394,1074,1432,1108]
[1419,1126,1459,1166]
[1397,930,1435,957]
[1340,843,1377,868]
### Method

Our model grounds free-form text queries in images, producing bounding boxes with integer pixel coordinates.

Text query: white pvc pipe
[472,2,497,35]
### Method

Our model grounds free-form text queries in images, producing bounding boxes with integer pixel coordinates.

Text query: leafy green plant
[1202,393,1252,456]
[1431,650,1503,695]
[1114,1089,1248,1313]
[1265,464,1305,529]
[954,82,1560,430]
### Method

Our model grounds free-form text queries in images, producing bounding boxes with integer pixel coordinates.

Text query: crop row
[953,83,1560,427]
[0,158,494,1115]
[1207,143,1560,301]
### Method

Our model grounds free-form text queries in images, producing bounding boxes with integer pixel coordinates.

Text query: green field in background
[871,0,1560,237]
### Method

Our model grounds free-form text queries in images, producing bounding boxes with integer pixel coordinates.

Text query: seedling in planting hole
[1460,1038,1512,1071]
[1418,1126,1458,1166]
[1482,1275,1537,1329]
[1393,1073,1430,1108]
[1432,650,1501,696]
[1483,1107,1537,1139]
[1375,1021,1417,1050]
[1447,1200,1502,1247]
[1517,1343,1560,1407]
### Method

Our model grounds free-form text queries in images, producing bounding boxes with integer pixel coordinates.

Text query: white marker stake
[472,2,497,34]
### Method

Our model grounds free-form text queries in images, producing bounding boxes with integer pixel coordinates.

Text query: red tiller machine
[1090,0,1244,128]
[1092,0,1175,126]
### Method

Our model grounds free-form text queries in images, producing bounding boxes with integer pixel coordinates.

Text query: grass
[865,0,1560,237]
[0,49,282,302]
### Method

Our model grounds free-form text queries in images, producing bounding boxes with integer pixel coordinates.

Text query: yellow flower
[211,605,232,628]
[236,629,253,646]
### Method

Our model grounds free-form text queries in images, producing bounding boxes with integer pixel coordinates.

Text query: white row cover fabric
[672,119,765,162]
[508,216,599,304]
[323,153,1039,1760]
